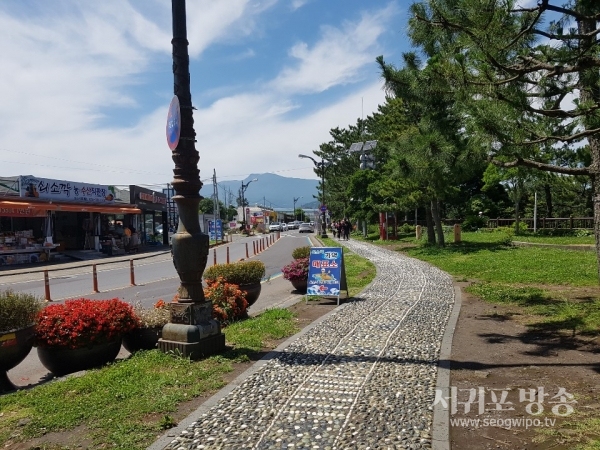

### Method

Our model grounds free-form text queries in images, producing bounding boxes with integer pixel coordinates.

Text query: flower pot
[0,325,35,392]
[238,282,262,306]
[290,278,308,294]
[37,339,122,377]
[122,327,162,353]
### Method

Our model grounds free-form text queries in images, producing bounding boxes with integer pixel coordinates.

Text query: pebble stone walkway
[163,239,455,450]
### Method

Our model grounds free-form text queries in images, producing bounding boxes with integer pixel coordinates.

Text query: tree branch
[490,157,589,175]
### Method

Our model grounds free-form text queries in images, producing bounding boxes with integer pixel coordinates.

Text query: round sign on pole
[166,96,181,151]
[320,205,327,212]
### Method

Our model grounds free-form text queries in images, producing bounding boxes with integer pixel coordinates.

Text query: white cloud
[271,4,397,94]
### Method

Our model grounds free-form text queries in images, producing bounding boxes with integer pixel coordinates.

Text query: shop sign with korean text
[208,219,223,241]
[307,247,347,302]
[19,176,115,203]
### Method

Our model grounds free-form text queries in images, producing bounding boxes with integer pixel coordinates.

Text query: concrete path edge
[431,284,462,450]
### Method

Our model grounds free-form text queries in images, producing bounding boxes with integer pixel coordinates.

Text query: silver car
[298,222,314,233]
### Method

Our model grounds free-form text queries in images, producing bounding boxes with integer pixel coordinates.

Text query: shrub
[132,300,171,328]
[203,260,266,285]
[461,215,487,232]
[0,289,43,333]
[282,257,309,282]
[399,223,415,234]
[204,277,248,325]
[292,246,311,260]
[35,298,140,349]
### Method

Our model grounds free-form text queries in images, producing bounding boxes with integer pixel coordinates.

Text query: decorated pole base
[158,302,225,360]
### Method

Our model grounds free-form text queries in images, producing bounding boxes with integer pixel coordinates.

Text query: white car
[287,222,297,230]
[269,222,282,232]
[298,222,314,233]
[280,223,288,231]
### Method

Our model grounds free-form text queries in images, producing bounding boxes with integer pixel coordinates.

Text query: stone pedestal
[454,224,461,243]
[416,225,422,240]
[158,302,225,359]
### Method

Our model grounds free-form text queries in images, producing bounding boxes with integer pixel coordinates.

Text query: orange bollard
[245,242,249,258]
[226,246,230,264]
[44,270,51,302]
[253,241,256,255]
[93,264,99,293]
[130,260,136,286]
[214,248,217,266]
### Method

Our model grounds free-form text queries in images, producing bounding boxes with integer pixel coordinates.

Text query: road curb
[432,284,462,450]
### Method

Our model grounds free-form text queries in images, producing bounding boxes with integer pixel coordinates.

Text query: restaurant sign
[19,176,115,203]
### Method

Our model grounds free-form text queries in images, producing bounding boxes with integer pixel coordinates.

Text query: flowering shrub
[132,300,170,328]
[35,299,140,349]
[0,289,43,333]
[204,277,248,325]
[203,260,265,285]
[282,257,309,282]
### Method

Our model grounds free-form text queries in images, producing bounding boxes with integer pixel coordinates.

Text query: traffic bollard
[253,241,257,255]
[93,264,99,293]
[130,260,136,286]
[245,242,249,258]
[44,270,51,302]
[226,246,230,264]
[214,248,217,266]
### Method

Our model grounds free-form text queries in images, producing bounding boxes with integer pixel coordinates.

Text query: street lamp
[349,140,377,237]
[240,178,258,232]
[299,154,330,238]
[158,0,225,359]
[293,196,302,221]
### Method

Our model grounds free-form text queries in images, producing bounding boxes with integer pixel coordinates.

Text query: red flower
[282,257,309,282]
[204,277,248,326]
[35,298,140,349]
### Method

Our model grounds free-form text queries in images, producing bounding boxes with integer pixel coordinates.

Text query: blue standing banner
[307,247,348,305]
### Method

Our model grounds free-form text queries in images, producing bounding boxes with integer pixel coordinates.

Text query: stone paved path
[161,240,455,450]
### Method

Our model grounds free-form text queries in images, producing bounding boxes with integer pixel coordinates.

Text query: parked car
[298,222,314,233]
[280,223,288,231]
[287,222,297,230]
[269,222,282,232]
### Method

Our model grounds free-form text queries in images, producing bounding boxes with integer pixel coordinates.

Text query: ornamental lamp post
[293,196,302,221]
[299,154,330,238]
[349,140,377,237]
[241,178,258,232]
[158,0,225,359]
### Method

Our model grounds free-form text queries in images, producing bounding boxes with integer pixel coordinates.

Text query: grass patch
[0,308,300,450]
[0,351,232,448]
[511,234,595,245]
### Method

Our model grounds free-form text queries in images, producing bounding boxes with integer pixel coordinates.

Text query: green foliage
[400,223,416,233]
[224,308,298,352]
[461,215,487,232]
[0,289,43,333]
[292,245,311,260]
[203,260,266,285]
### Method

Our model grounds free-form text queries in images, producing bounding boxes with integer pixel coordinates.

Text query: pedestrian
[331,221,337,239]
[343,219,351,240]
[337,221,344,239]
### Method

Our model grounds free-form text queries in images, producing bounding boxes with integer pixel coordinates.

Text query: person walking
[337,221,344,240]
[343,218,351,240]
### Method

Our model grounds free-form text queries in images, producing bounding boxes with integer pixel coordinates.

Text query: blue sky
[0,0,410,190]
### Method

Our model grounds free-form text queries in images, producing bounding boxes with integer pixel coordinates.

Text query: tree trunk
[578,8,600,282]
[425,206,436,244]
[544,183,553,218]
[431,199,445,247]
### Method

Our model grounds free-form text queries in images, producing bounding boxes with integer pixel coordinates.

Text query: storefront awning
[0,199,142,216]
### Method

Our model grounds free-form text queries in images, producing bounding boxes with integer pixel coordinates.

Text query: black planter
[238,283,262,306]
[0,325,35,392]
[290,278,308,294]
[37,339,122,377]
[122,327,162,353]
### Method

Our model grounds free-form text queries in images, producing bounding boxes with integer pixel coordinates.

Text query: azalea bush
[132,300,170,328]
[35,298,140,349]
[203,260,266,285]
[204,277,248,325]
[0,289,43,333]
[282,257,309,282]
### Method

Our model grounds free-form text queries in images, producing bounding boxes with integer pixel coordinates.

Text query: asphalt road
[0,231,313,306]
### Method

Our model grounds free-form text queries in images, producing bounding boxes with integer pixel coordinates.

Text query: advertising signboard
[19,176,115,203]
[208,220,223,241]
[307,247,347,305]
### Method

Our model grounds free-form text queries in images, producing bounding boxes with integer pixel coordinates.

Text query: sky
[0,0,411,191]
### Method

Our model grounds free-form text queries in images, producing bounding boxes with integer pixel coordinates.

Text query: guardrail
[487,217,594,230]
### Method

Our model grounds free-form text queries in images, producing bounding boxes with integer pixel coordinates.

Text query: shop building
[0,176,142,265]
[129,185,168,246]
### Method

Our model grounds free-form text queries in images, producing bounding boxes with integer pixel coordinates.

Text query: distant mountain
[200,173,319,210]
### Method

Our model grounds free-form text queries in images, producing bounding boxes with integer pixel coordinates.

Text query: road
[0,230,313,306]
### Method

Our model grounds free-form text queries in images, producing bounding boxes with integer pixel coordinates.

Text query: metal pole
[130,259,136,286]
[44,270,51,302]
[93,264,99,293]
